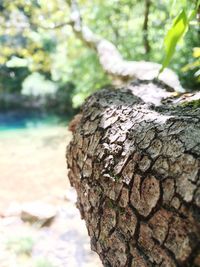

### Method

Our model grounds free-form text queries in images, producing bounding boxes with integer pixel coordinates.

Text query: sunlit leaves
[182,47,200,82]
[160,9,189,73]
[0,0,199,99]
[193,47,200,58]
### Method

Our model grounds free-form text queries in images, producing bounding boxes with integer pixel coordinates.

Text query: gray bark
[66,80,200,267]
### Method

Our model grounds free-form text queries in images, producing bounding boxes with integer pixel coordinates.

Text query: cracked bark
[66,81,200,267]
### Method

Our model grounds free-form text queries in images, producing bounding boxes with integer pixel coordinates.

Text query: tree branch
[38,22,72,30]
[67,0,100,49]
[143,0,151,55]
[1,21,71,31]
[67,0,184,91]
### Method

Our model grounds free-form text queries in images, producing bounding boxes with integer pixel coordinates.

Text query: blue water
[0,111,66,131]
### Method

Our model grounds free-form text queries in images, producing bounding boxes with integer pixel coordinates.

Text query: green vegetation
[34,257,56,267]
[181,98,200,108]
[160,1,199,74]
[5,235,56,267]
[0,0,199,109]
[6,235,35,255]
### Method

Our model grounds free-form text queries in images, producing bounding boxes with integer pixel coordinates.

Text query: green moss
[181,99,200,108]
[108,199,115,209]
[118,207,125,215]
[109,171,121,182]
[114,175,121,181]
[99,236,106,245]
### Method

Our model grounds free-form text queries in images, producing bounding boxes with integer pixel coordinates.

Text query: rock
[2,202,22,217]
[21,202,57,226]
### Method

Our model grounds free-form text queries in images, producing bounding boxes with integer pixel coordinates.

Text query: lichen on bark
[66,81,200,267]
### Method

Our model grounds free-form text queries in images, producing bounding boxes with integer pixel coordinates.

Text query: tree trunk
[66,80,200,267]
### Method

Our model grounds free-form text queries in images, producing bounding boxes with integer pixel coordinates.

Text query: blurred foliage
[22,72,58,96]
[0,0,199,108]
[34,257,56,267]
[6,235,35,255]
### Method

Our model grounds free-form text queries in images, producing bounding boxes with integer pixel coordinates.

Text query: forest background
[0,0,199,115]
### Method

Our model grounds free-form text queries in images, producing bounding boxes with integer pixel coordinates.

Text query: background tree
[0,0,199,107]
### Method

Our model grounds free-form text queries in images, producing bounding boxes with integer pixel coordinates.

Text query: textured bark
[66,80,200,267]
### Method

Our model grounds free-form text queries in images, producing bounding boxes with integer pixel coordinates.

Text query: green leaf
[197,0,200,10]
[188,9,197,21]
[160,9,189,73]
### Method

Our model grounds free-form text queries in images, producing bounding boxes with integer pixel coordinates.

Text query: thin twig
[143,0,151,55]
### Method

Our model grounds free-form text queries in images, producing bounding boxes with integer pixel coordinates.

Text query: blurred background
[0,0,199,266]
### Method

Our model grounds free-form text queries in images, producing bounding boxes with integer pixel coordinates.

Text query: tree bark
[66,1,200,266]
[66,81,200,267]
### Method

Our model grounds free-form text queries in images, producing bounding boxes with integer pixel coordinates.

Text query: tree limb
[143,0,151,54]
[67,0,184,92]
[67,84,200,267]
